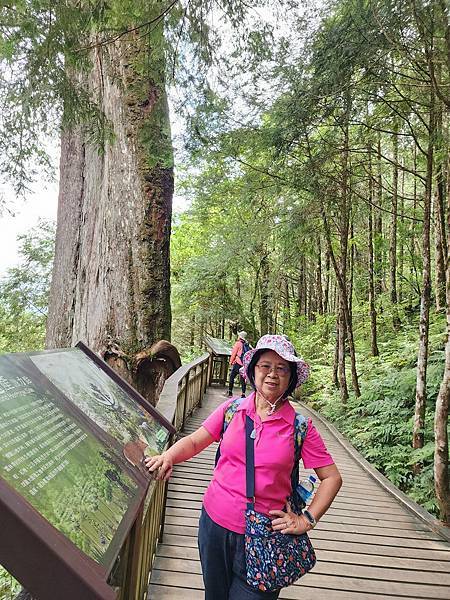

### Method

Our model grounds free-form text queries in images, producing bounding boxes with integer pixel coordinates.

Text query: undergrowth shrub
[292,304,447,518]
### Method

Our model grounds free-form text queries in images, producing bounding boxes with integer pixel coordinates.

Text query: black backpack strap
[245,415,255,509]
[290,412,310,512]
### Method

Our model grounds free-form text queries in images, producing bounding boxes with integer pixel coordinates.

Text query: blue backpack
[240,340,251,362]
[216,397,310,512]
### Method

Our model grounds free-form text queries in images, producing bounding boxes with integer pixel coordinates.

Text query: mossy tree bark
[46,31,176,402]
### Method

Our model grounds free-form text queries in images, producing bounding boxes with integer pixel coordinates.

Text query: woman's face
[254,350,291,401]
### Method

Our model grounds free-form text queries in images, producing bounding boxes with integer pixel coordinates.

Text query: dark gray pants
[228,363,246,395]
[198,507,280,600]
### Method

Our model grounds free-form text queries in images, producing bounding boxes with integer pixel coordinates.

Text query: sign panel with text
[0,344,175,599]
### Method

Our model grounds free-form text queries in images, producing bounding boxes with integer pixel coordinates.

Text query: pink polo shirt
[202,393,334,534]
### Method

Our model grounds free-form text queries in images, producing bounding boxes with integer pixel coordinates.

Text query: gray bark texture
[413,98,434,452]
[46,35,172,360]
[434,148,450,524]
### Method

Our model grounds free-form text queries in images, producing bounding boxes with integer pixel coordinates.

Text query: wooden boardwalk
[148,387,450,599]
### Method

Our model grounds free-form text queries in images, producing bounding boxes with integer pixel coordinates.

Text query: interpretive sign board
[204,334,232,357]
[203,335,232,386]
[0,343,175,600]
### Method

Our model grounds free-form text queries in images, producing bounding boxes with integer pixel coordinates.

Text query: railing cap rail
[157,352,210,425]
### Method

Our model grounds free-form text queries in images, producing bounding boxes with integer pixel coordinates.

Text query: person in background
[227,331,250,397]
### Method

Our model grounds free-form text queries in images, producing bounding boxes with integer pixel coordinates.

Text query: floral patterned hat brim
[239,334,310,387]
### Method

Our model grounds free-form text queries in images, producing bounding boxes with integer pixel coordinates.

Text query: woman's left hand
[269,501,312,535]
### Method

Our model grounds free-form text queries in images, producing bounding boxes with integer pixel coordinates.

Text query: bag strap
[214,396,245,467]
[244,411,310,512]
[291,412,310,511]
[245,415,255,510]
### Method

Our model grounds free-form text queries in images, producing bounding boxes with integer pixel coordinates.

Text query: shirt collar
[236,391,295,424]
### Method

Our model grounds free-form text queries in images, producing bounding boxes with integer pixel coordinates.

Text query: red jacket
[230,340,245,366]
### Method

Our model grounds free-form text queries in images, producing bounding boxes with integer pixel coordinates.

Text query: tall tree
[47,19,173,356]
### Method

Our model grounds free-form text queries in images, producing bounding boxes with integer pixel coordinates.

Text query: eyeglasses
[256,363,290,377]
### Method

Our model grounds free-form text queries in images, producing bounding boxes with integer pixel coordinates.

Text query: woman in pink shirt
[145,334,342,599]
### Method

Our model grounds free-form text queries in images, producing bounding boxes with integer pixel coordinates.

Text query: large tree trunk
[46,31,175,400]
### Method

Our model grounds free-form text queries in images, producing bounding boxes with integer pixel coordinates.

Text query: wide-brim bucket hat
[240,334,309,387]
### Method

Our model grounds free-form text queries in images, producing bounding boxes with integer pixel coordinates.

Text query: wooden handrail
[119,352,211,600]
[157,352,210,428]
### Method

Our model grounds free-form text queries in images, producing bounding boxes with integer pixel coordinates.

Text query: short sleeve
[301,420,334,469]
[202,400,231,442]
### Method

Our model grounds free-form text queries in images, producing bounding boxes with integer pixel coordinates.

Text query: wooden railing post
[181,372,190,431]
[199,363,205,407]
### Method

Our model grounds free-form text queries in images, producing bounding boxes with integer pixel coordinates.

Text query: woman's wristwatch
[302,510,317,529]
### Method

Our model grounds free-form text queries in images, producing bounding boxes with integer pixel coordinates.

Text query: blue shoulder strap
[215,396,244,466]
[223,397,244,434]
[294,412,309,460]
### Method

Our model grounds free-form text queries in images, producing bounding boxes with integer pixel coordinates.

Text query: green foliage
[0,567,21,599]
[0,219,55,353]
[0,0,289,194]
[303,308,447,517]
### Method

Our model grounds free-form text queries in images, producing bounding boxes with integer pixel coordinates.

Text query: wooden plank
[162,514,445,541]
[164,505,431,531]
[159,532,450,562]
[155,543,450,577]
[153,554,450,586]
[148,586,200,600]
[165,497,427,525]
[162,523,450,552]
[166,490,414,515]
[150,567,450,599]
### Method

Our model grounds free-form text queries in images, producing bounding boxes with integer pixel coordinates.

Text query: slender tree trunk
[340,98,360,397]
[302,257,307,317]
[296,266,303,318]
[375,134,384,297]
[413,93,435,453]
[435,190,447,312]
[259,253,270,335]
[283,276,290,331]
[190,314,195,349]
[324,248,330,313]
[316,238,324,315]
[307,273,313,320]
[409,144,419,310]
[435,100,447,311]
[399,159,405,302]
[200,321,205,349]
[337,295,349,402]
[320,201,359,398]
[332,318,339,388]
[434,146,450,523]
[390,122,401,329]
[368,147,379,356]
[348,222,354,317]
